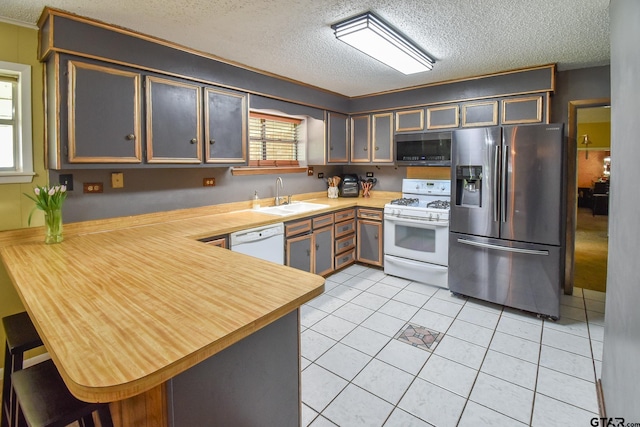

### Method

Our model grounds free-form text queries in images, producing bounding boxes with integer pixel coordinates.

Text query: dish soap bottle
[252,190,260,209]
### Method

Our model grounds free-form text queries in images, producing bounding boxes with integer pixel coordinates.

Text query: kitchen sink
[257,201,330,216]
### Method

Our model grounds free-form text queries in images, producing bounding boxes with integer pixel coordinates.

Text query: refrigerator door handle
[457,238,549,256]
[501,145,509,223]
[494,145,500,222]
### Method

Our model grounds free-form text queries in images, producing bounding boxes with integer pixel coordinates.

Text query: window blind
[249,112,301,166]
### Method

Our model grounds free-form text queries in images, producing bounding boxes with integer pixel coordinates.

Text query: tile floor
[300,264,605,427]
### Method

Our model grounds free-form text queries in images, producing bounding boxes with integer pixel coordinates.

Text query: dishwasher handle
[230,223,284,246]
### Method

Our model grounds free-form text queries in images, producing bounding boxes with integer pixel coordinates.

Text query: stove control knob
[428,213,433,221]
[435,213,440,221]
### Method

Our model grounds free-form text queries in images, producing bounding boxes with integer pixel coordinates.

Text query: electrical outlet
[307,167,314,176]
[111,172,124,188]
[366,172,374,178]
[83,182,103,193]
[59,174,73,191]
[203,178,216,187]
[318,172,325,179]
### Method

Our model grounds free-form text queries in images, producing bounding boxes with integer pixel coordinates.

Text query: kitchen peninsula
[0,194,394,426]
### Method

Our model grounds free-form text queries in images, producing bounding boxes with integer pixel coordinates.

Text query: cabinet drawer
[335,234,356,255]
[285,219,312,237]
[357,208,383,221]
[334,208,355,223]
[313,213,334,229]
[334,219,355,238]
[334,249,356,270]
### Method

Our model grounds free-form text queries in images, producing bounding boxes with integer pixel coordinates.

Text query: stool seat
[12,359,113,427]
[2,312,43,355]
[2,312,44,427]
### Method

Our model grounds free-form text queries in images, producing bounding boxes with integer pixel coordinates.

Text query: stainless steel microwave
[395,131,452,166]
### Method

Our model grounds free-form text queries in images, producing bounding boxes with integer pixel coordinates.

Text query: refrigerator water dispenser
[455,165,483,207]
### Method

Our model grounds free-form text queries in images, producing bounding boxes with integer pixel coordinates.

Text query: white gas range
[383,179,451,288]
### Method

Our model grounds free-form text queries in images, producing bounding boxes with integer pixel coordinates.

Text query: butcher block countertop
[0,192,397,403]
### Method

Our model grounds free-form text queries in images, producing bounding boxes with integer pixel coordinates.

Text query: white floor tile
[539,345,596,382]
[433,335,487,370]
[315,342,372,381]
[301,329,337,361]
[324,271,352,284]
[591,340,603,361]
[306,293,347,313]
[301,305,329,328]
[457,305,501,329]
[361,311,407,337]
[341,264,369,276]
[501,307,543,325]
[496,315,542,343]
[583,288,606,302]
[350,291,389,311]
[309,415,338,427]
[392,288,431,308]
[353,358,415,405]
[587,310,606,326]
[560,304,588,322]
[542,327,592,357]
[432,288,467,305]
[331,302,374,325]
[423,297,463,317]
[531,393,599,427]
[463,298,504,314]
[384,408,433,426]
[302,363,348,412]
[410,308,454,334]
[536,366,599,413]
[480,350,538,390]
[302,403,319,427]
[342,276,377,291]
[560,293,586,309]
[323,384,394,427]
[323,280,341,291]
[380,275,413,288]
[301,356,312,371]
[326,284,362,302]
[419,353,478,398]
[489,331,540,364]
[378,299,420,322]
[398,378,467,427]
[341,325,391,356]
[404,281,440,295]
[594,360,602,379]
[543,316,590,338]
[376,338,431,376]
[446,319,495,347]
[458,401,528,427]
[356,268,387,282]
[589,323,604,342]
[572,287,585,297]
[367,282,403,299]
[469,372,534,424]
[310,314,358,341]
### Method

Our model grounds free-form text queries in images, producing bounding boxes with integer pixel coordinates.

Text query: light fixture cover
[332,12,435,74]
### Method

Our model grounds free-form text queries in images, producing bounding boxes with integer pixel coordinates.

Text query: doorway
[567,99,610,293]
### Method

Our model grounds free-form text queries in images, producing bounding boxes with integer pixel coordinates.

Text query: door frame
[565,98,610,294]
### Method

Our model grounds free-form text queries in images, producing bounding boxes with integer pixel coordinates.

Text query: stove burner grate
[426,200,451,210]
[390,198,419,207]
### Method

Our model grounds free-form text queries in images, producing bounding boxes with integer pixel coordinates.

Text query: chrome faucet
[275,176,284,205]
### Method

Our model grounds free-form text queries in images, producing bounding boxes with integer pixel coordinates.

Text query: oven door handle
[384,215,449,227]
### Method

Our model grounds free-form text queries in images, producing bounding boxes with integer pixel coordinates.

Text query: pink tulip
[60,185,67,192]
[48,188,55,196]
[34,188,40,196]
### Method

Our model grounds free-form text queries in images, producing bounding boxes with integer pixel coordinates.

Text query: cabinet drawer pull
[190,138,197,144]
[363,146,368,151]
[209,139,215,145]
[315,243,320,250]
[125,134,136,141]
[375,146,379,151]
[330,146,334,151]
[306,249,311,256]
[375,233,379,239]
[342,256,349,262]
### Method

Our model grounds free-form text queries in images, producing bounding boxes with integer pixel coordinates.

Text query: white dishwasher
[229,223,285,265]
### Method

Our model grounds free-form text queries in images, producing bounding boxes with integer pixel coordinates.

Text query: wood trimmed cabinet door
[356,208,384,267]
[145,76,202,163]
[67,60,142,163]
[204,87,247,164]
[371,112,394,163]
[350,115,371,163]
[327,112,349,163]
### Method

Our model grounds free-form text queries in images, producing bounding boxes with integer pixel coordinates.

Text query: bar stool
[12,359,113,427]
[2,312,44,427]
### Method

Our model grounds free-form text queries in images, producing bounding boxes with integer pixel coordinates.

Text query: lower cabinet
[334,208,356,270]
[356,208,383,267]
[286,214,335,275]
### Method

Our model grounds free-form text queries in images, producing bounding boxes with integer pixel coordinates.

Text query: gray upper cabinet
[371,112,393,163]
[395,109,425,132]
[501,95,543,124]
[461,101,498,127]
[327,112,349,163]
[67,60,142,163]
[350,115,371,163]
[146,76,202,164]
[204,87,247,164]
[426,105,460,130]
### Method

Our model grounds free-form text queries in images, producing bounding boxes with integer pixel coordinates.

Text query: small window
[249,112,301,167]
[0,61,34,184]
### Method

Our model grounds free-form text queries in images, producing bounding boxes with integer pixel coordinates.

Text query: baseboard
[596,378,607,418]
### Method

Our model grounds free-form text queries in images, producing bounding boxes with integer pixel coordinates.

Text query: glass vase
[44,209,64,244]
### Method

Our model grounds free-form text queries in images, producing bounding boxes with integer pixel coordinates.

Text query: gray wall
[602,0,640,420]
[552,66,610,129]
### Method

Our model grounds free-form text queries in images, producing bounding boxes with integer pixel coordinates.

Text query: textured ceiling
[1,0,610,97]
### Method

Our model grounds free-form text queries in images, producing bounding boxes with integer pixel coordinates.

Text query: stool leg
[80,413,95,427]
[1,342,11,427]
[97,406,114,427]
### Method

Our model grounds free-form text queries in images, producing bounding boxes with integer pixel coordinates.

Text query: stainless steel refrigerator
[448,124,565,319]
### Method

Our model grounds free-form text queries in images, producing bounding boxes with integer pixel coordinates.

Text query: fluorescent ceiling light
[332,12,435,74]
